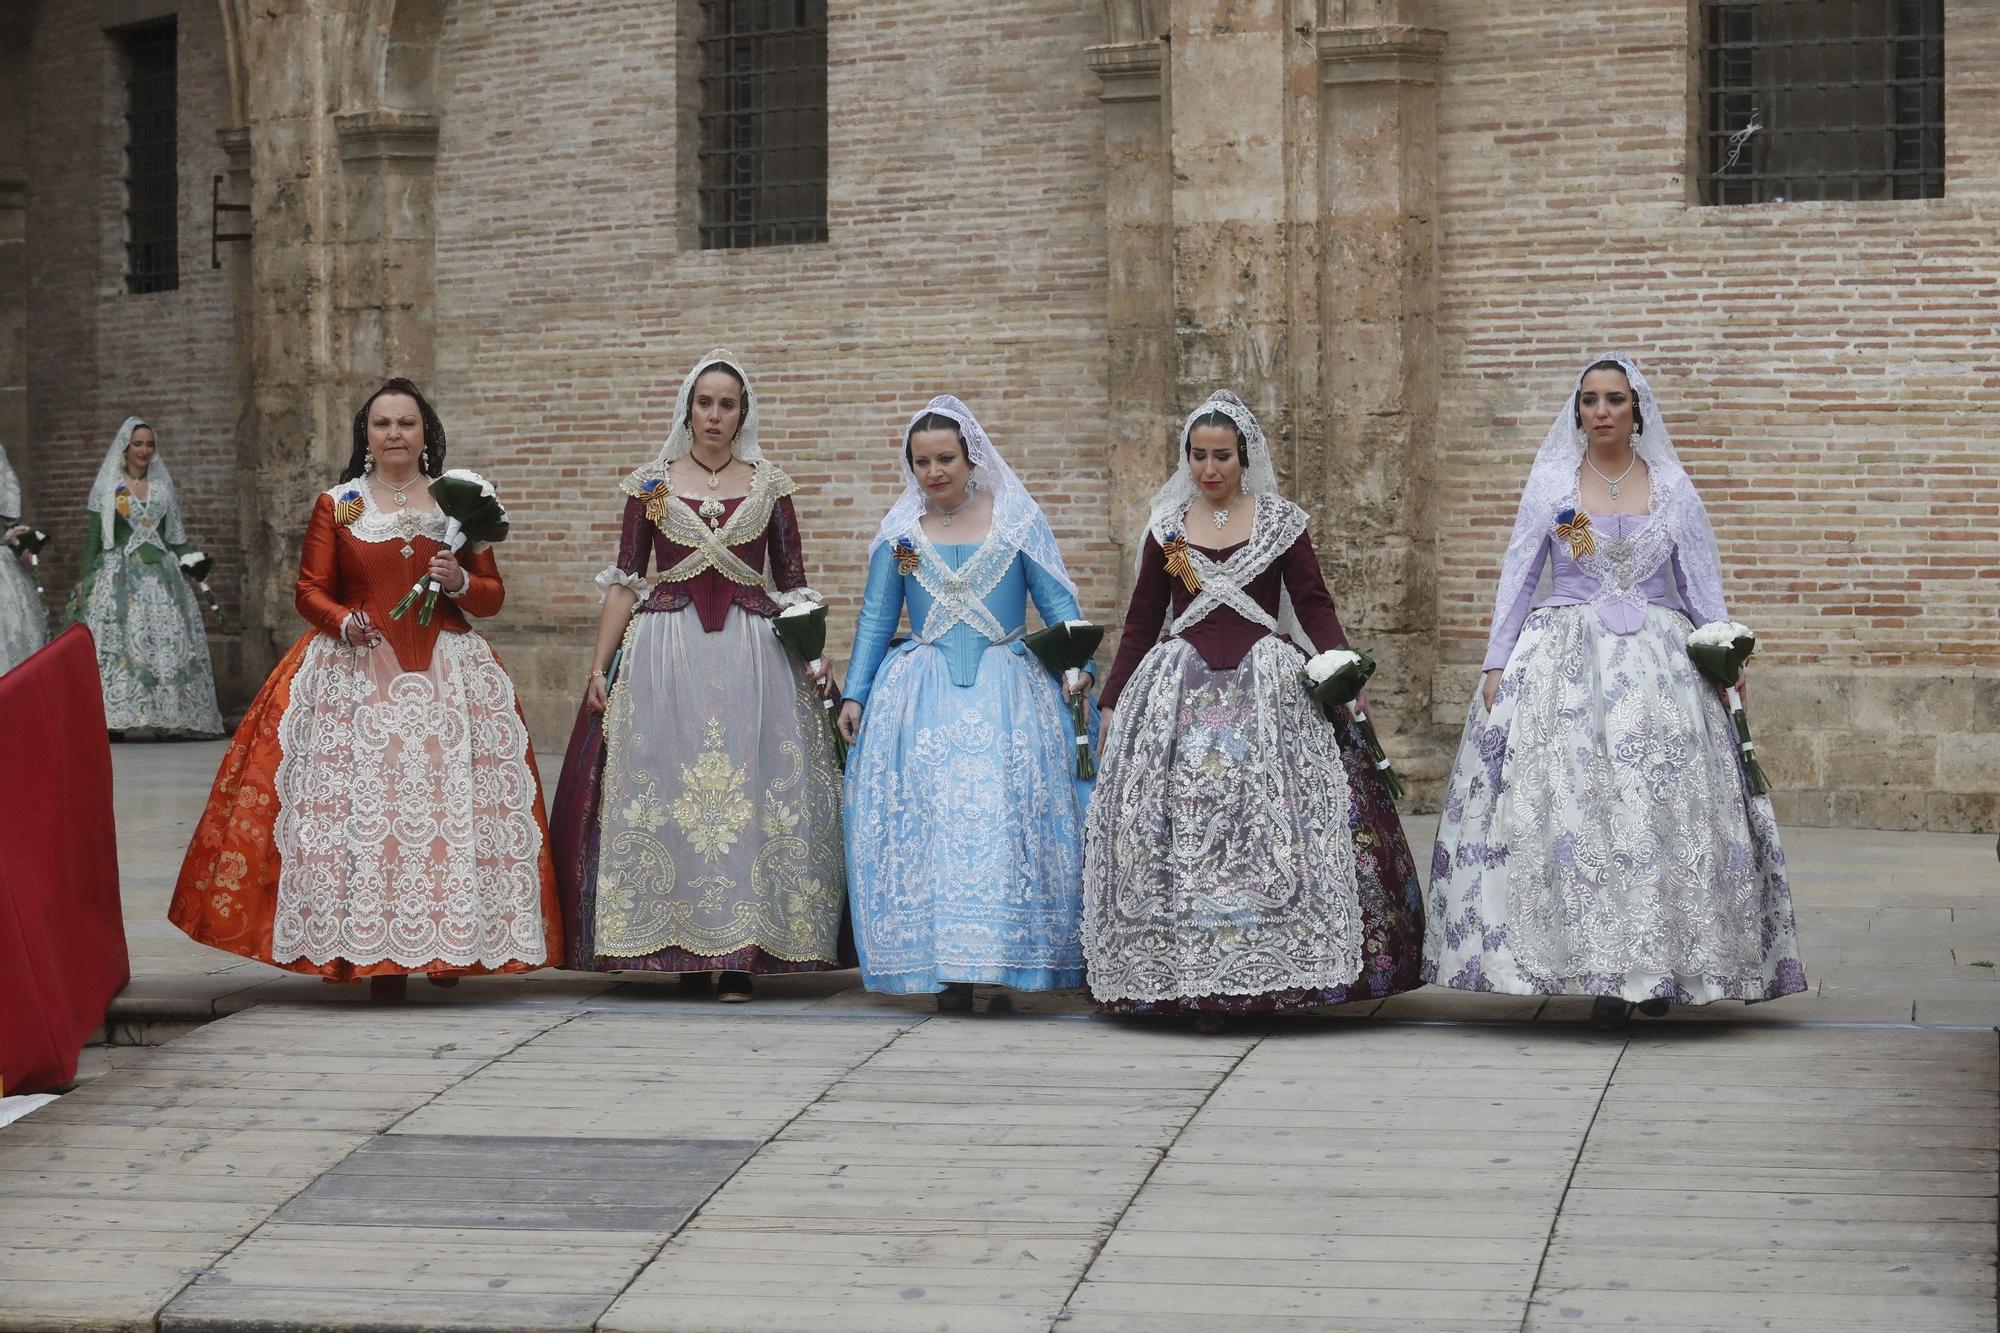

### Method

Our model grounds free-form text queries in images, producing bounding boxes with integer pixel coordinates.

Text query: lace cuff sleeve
[595,565,647,602]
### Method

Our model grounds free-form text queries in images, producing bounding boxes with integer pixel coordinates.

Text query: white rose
[179,551,206,569]
[776,601,822,620]
[1303,648,1361,684]
[1687,620,1753,647]
[1063,619,1095,631]
[440,468,496,497]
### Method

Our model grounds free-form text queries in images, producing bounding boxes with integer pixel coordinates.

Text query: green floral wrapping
[1024,620,1103,780]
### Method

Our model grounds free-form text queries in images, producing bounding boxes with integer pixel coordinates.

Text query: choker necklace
[691,452,730,490]
[1584,449,1638,500]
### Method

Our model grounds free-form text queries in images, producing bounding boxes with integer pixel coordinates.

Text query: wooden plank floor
[3,1005,1993,1332]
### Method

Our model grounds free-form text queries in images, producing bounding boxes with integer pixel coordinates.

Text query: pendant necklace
[928,488,976,528]
[373,477,420,558]
[1584,450,1637,500]
[1210,504,1231,531]
[691,452,729,490]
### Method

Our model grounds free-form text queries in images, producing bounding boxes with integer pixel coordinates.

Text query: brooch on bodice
[698,496,726,531]
[1160,529,1202,595]
[1555,507,1596,560]
[332,487,365,527]
[893,536,920,575]
[115,484,133,519]
[640,476,674,525]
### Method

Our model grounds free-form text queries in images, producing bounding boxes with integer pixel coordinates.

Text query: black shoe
[677,971,713,996]
[368,975,408,1004]
[936,983,974,1013]
[1634,996,1670,1018]
[717,971,754,1003]
[1193,1014,1229,1035]
[984,992,1015,1015]
[1589,996,1631,1031]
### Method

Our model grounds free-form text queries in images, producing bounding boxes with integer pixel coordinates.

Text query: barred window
[697,0,828,249]
[1698,1,1944,206]
[119,21,179,293]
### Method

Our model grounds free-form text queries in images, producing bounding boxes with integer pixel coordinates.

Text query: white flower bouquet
[1687,620,1769,795]
[178,550,223,626]
[1024,619,1103,780]
[772,594,846,767]
[389,469,510,626]
[1299,647,1404,801]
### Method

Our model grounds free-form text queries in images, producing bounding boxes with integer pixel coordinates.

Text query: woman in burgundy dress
[551,352,845,1002]
[1082,390,1422,1030]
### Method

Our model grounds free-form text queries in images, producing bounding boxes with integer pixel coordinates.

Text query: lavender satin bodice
[1482,512,1693,671]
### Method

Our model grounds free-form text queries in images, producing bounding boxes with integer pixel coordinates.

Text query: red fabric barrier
[0,625,128,1094]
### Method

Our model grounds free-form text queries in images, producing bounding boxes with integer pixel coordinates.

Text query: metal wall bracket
[211,174,250,269]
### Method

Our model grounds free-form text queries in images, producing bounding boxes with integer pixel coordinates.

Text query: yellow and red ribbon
[1555,510,1595,560]
[1161,533,1203,595]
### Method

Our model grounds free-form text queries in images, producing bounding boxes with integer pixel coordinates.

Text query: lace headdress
[87,417,182,549]
[1489,353,1728,641]
[867,394,1077,599]
[0,438,21,520]
[1141,389,1309,643]
[648,350,763,470]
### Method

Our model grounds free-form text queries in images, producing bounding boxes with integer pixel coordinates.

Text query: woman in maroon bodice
[1081,390,1423,1029]
[550,351,845,1002]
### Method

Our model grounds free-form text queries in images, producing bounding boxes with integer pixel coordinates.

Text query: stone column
[1315,0,1448,793]
[1087,3,1173,571]
[333,108,439,406]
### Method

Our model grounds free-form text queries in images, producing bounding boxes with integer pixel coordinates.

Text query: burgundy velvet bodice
[613,492,808,632]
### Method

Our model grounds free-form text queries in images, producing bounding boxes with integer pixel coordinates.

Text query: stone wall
[428,0,1114,762]
[15,0,1998,831]
[1427,0,2000,832]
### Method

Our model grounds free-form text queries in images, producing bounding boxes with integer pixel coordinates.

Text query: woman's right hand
[837,700,862,745]
[342,609,383,649]
[1480,669,1502,713]
[585,670,609,715]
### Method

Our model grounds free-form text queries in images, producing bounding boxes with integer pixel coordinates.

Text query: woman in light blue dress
[836,396,1095,1011]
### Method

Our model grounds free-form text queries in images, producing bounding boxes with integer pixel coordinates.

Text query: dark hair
[904,412,971,469]
[1184,409,1247,456]
[341,378,446,482]
[1572,359,1645,436]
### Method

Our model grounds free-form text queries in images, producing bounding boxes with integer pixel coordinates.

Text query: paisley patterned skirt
[1425,604,1806,1004]
[1083,636,1424,1015]
[559,604,846,974]
[844,640,1090,993]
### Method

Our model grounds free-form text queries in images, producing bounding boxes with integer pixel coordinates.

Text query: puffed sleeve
[1480,533,1550,672]
[595,496,651,601]
[768,495,812,598]
[841,543,905,711]
[1278,530,1349,654]
[451,543,505,619]
[1098,533,1173,712]
[294,495,348,640]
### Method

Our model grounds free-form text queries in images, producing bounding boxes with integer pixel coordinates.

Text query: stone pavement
[0,739,1994,1331]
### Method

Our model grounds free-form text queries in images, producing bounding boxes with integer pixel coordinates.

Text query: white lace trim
[1153,494,1307,636]
[271,631,548,969]
[595,565,647,601]
[909,524,1013,644]
[324,482,448,547]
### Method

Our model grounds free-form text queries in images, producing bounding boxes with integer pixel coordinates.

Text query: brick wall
[1428,0,2000,830]
[428,0,1113,760]
[24,2,241,671]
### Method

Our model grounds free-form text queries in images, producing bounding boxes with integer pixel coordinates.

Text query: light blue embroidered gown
[843,532,1095,994]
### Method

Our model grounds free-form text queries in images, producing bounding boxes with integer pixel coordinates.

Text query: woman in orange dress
[170,379,560,998]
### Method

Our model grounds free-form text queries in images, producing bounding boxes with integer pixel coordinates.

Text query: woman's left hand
[1063,668,1091,701]
[427,550,468,594]
[804,659,835,699]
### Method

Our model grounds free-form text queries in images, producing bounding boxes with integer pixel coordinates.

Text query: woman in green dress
[63,417,222,736]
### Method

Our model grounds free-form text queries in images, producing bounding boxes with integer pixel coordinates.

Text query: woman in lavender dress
[1425,354,1805,1026]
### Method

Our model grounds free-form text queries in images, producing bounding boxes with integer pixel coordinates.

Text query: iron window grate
[696,0,828,250]
[1698,0,1944,206]
[121,21,179,293]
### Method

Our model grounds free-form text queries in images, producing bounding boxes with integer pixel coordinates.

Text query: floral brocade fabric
[1425,603,1805,1003]
[1085,636,1424,1013]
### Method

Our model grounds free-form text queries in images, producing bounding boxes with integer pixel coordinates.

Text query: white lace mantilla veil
[0,438,21,519]
[622,349,765,490]
[1144,389,1309,644]
[1488,353,1729,644]
[867,394,1078,600]
[87,417,182,549]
